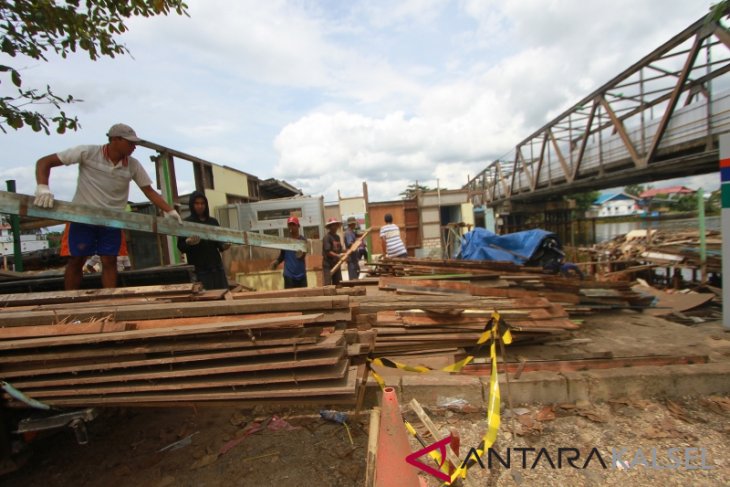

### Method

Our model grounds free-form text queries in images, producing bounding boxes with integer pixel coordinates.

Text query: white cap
[107,123,142,142]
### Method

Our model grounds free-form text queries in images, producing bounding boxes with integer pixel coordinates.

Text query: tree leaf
[10,69,21,87]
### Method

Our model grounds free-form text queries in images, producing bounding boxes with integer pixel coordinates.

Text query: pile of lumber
[0,285,364,407]
[584,229,722,274]
[368,258,653,311]
[351,290,577,355]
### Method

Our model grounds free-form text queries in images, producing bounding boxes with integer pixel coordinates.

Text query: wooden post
[697,188,707,283]
[154,152,180,265]
[5,181,23,272]
[365,406,380,487]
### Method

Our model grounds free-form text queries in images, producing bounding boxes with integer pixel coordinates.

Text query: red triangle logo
[404,435,453,483]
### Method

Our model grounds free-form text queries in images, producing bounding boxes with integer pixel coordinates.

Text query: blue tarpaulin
[458,228,559,265]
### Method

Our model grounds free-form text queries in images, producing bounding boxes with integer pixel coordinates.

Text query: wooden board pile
[584,229,722,274]
[369,258,653,311]
[0,284,362,407]
[351,287,578,355]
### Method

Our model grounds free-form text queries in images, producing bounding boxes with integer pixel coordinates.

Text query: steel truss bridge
[465,9,730,210]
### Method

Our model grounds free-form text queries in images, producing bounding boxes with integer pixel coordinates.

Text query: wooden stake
[365,406,380,487]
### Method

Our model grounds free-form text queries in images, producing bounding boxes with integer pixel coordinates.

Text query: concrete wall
[340,197,366,217]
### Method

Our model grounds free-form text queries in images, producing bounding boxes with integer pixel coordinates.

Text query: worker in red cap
[323,217,343,285]
[270,216,308,288]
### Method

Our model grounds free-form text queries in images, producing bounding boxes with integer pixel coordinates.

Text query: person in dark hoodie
[177,191,231,290]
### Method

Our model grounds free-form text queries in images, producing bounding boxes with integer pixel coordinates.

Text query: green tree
[1,0,188,134]
[399,182,431,200]
[707,189,721,214]
[566,190,600,212]
[624,184,645,197]
[670,194,698,212]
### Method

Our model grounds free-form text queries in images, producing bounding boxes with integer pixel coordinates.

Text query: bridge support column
[721,135,730,330]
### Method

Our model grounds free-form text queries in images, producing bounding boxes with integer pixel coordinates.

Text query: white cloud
[2,0,721,208]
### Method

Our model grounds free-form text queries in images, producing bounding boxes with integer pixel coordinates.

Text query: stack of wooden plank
[351,290,577,355]
[0,285,361,407]
[370,259,653,311]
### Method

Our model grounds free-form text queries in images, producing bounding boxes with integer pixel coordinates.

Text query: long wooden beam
[0,191,307,252]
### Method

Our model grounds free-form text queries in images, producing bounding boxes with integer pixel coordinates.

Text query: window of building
[257,208,303,221]
[248,179,260,201]
[193,163,214,190]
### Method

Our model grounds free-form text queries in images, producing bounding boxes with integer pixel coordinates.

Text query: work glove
[185,235,201,246]
[164,209,182,224]
[295,250,304,259]
[34,184,54,208]
[270,260,279,270]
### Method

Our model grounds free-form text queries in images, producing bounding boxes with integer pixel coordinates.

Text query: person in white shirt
[34,123,181,289]
[379,213,408,258]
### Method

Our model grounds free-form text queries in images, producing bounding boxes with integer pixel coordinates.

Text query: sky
[0,0,724,205]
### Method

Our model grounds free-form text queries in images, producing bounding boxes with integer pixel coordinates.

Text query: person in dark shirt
[177,191,230,289]
[271,216,308,288]
[322,218,343,286]
[344,216,360,280]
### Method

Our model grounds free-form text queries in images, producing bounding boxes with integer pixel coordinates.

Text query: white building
[593,193,640,218]
[0,224,49,255]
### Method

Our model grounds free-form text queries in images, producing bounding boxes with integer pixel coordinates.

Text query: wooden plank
[0,312,312,340]
[0,191,308,252]
[0,284,200,307]
[409,398,469,485]
[0,333,346,378]
[16,360,350,398]
[0,314,322,351]
[331,228,371,273]
[468,285,580,304]
[0,333,320,365]
[17,366,358,406]
[10,348,347,389]
[231,286,336,300]
[0,297,181,313]
[0,295,349,326]
[365,406,380,487]
[0,321,131,340]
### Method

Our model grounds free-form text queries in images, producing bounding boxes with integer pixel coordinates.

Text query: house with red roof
[639,185,695,199]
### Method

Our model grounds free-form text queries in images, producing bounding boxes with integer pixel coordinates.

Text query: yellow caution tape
[445,318,502,485]
[403,419,450,476]
[366,310,512,486]
[367,311,512,377]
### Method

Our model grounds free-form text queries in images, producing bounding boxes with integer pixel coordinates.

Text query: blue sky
[0,0,722,204]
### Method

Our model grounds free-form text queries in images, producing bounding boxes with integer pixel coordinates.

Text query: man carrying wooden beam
[270,216,308,289]
[33,123,182,290]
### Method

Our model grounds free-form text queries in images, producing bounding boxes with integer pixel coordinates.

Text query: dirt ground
[2,393,729,487]
[3,313,730,487]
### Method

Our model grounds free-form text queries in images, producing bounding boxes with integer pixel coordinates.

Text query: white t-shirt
[57,145,153,210]
[380,223,407,257]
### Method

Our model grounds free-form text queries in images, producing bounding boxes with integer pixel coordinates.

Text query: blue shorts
[61,223,127,257]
